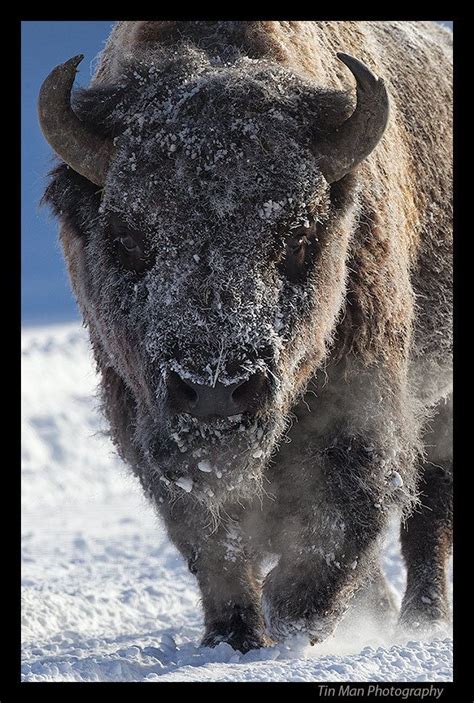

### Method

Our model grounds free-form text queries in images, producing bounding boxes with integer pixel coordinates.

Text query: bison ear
[71,84,129,140]
[314,53,389,184]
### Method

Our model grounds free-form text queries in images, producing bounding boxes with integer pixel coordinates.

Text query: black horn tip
[49,55,84,79]
[67,54,85,71]
[336,52,380,87]
[42,55,85,90]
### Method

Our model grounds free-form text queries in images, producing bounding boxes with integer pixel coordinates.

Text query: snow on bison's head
[40,43,388,508]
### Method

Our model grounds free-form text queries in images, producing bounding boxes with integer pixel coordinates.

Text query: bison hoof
[397,594,452,641]
[396,612,451,641]
[201,628,269,654]
[262,570,339,645]
[262,603,335,645]
[262,596,337,645]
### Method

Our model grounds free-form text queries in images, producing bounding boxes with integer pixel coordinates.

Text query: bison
[39,21,452,652]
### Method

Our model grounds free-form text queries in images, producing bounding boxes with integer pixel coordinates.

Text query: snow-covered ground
[21,323,453,682]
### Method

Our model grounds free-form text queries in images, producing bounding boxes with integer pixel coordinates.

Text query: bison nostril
[167,370,199,412]
[181,381,198,406]
[231,372,267,410]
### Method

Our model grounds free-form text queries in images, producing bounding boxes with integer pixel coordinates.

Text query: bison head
[40,43,388,510]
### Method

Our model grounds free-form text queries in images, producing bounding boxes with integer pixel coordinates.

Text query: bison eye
[106,215,152,274]
[113,231,151,273]
[288,236,306,255]
[117,234,140,254]
[279,225,319,283]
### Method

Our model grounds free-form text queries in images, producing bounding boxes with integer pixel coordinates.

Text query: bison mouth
[148,409,283,508]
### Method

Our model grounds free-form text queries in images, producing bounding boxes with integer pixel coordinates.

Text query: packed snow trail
[21,323,452,682]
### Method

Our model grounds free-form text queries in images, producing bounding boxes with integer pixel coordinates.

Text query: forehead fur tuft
[72,42,351,145]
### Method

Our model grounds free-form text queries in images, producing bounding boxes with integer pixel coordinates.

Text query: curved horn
[38,55,114,187]
[317,53,389,184]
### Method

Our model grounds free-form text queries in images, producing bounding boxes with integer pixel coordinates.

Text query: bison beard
[40,21,452,652]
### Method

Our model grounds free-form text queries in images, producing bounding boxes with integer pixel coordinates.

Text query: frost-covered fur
[43,21,452,651]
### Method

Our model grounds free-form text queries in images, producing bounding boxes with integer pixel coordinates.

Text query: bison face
[41,46,387,509]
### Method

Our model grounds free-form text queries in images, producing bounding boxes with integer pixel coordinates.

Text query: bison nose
[166,370,268,417]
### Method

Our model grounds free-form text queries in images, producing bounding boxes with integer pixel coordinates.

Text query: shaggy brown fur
[43,21,452,651]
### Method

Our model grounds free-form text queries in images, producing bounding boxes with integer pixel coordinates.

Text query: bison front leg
[198,556,267,652]
[263,434,404,645]
[160,500,266,653]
